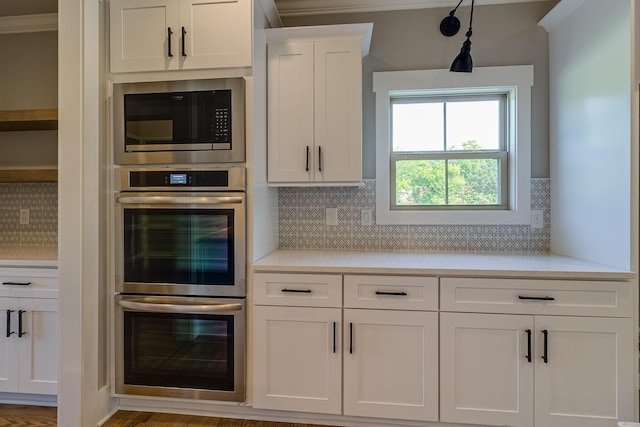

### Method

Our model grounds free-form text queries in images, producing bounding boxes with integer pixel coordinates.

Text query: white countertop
[253,250,635,279]
[0,245,58,268]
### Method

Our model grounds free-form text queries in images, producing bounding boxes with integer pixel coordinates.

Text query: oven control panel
[118,167,246,192]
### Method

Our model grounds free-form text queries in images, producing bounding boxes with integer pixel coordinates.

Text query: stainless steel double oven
[114,166,246,401]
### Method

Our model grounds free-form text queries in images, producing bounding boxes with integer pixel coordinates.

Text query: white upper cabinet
[109,0,252,73]
[266,24,372,186]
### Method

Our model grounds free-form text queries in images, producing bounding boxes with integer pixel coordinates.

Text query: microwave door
[124,92,213,152]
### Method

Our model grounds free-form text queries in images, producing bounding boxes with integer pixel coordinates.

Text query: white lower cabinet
[440,276,635,427]
[343,309,438,421]
[0,297,58,395]
[252,305,342,414]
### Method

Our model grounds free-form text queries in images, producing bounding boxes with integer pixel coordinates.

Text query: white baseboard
[0,392,57,407]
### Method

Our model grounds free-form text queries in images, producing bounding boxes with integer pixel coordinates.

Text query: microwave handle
[118,299,243,314]
[116,195,243,205]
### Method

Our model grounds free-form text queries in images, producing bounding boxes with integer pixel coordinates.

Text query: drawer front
[253,273,342,307]
[0,268,58,298]
[440,278,632,317]
[344,275,438,311]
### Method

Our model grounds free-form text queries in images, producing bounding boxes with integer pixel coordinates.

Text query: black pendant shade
[444,0,476,73]
[450,37,473,72]
[440,14,461,37]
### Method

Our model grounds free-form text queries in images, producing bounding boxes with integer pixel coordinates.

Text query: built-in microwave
[113,79,245,165]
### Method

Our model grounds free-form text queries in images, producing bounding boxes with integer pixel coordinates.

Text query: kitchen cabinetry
[109,0,252,73]
[0,268,58,396]
[253,273,438,422]
[439,278,634,427]
[266,24,372,186]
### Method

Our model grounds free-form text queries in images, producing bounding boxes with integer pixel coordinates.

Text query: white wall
[545,0,633,269]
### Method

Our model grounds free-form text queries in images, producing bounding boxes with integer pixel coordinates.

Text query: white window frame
[374,65,534,225]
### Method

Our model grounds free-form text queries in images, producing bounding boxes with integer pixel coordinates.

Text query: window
[374,66,534,225]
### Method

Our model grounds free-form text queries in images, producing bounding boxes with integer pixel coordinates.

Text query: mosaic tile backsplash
[0,183,57,246]
[279,178,550,252]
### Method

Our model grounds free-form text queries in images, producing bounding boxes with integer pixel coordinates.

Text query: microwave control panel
[129,170,229,188]
[212,91,231,143]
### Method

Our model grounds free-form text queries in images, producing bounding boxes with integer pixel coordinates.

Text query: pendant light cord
[449,0,465,16]
[466,0,475,38]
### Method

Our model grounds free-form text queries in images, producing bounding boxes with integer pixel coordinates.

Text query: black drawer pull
[349,322,353,354]
[518,296,555,301]
[375,291,408,296]
[281,288,312,294]
[167,27,173,58]
[542,329,548,363]
[525,329,532,363]
[6,310,14,337]
[332,321,337,354]
[2,282,32,286]
[181,26,187,57]
[18,310,26,338]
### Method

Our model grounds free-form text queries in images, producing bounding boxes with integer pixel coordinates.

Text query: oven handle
[118,299,243,314]
[116,196,244,205]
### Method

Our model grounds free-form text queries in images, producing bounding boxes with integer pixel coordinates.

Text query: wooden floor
[0,405,335,427]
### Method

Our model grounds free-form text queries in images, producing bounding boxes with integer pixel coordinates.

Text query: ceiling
[0,0,551,17]
[273,0,553,16]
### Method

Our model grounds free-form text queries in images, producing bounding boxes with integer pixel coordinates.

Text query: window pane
[448,158,500,205]
[392,102,444,152]
[446,100,501,150]
[395,159,446,206]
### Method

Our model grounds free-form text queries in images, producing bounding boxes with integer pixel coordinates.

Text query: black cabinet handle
[305,146,310,172]
[6,310,14,338]
[2,282,31,286]
[18,310,25,338]
[181,26,187,57]
[167,27,174,57]
[349,322,353,354]
[525,329,532,363]
[318,146,322,172]
[281,288,312,294]
[375,291,408,296]
[541,329,548,363]
[519,296,555,301]
[332,321,337,354]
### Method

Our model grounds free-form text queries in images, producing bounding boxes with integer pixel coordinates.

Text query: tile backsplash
[279,178,550,252]
[0,183,57,246]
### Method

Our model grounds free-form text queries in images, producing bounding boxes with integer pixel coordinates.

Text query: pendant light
[449,0,475,73]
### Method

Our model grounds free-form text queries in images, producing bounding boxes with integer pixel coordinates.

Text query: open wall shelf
[0,109,58,132]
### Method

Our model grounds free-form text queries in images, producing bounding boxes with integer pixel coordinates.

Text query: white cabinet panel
[110,0,179,72]
[254,273,342,308]
[252,305,342,414]
[178,0,251,69]
[343,309,438,421]
[344,275,438,311]
[0,297,58,396]
[534,316,634,427]
[440,312,534,427]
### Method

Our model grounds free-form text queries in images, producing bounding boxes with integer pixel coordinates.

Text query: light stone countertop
[0,245,58,268]
[253,250,636,279]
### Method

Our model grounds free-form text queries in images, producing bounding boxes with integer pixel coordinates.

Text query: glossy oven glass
[116,295,245,401]
[115,192,246,297]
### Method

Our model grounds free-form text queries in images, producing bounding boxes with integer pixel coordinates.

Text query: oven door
[115,192,245,297]
[115,295,245,401]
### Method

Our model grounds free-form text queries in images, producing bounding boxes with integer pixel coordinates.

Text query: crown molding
[0,13,57,35]
[274,0,553,16]
[538,0,583,33]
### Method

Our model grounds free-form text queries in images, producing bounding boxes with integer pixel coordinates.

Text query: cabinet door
[343,309,438,421]
[440,312,534,427]
[534,316,634,427]
[110,0,179,73]
[314,38,362,183]
[18,298,58,395]
[253,305,341,414]
[178,0,251,70]
[267,42,315,183]
[0,299,19,393]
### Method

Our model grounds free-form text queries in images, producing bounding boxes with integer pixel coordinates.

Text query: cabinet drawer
[0,268,58,298]
[344,275,438,311]
[440,277,632,317]
[254,273,342,307]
